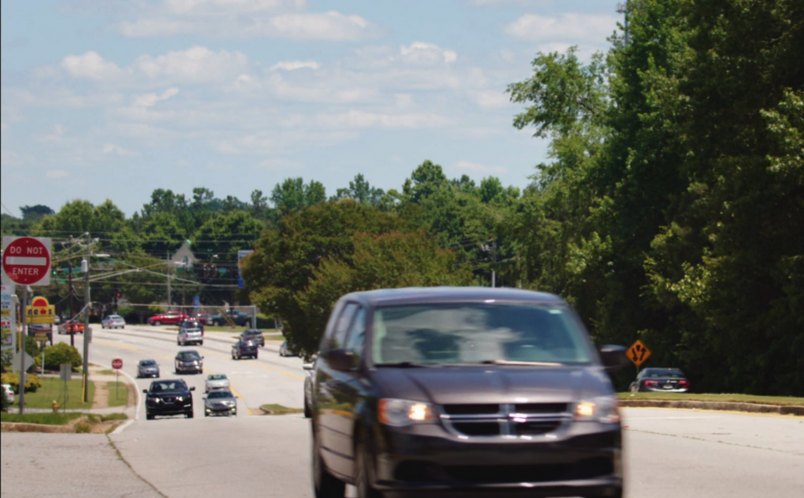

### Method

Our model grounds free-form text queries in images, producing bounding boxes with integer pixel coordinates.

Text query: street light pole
[81,253,90,403]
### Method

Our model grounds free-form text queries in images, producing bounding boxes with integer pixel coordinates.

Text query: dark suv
[239,328,265,347]
[310,287,628,498]
[231,338,259,360]
[210,309,252,326]
[143,379,195,419]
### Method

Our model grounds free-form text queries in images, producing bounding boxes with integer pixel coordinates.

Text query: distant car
[193,313,211,325]
[204,389,237,417]
[205,373,230,392]
[231,338,258,360]
[2,383,14,405]
[177,326,204,346]
[101,314,126,329]
[148,311,189,326]
[239,329,265,347]
[210,309,251,326]
[143,379,195,420]
[58,319,84,335]
[179,319,205,333]
[629,367,690,393]
[303,356,316,418]
[278,340,297,357]
[136,359,160,378]
[174,350,204,374]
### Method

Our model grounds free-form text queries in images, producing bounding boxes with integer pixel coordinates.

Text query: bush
[42,343,82,372]
[0,372,42,393]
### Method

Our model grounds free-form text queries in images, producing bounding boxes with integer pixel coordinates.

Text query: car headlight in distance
[574,396,620,424]
[378,398,436,427]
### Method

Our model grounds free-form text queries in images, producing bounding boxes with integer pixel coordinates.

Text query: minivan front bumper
[373,423,622,498]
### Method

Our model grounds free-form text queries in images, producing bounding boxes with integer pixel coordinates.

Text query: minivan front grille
[441,403,570,438]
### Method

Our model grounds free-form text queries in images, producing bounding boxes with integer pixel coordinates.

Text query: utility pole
[166,251,172,307]
[68,261,74,347]
[81,238,91,403]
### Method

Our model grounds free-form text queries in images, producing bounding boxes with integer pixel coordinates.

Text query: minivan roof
[340,286,566,307]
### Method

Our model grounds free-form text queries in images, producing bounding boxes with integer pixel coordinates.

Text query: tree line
[2,0,801,395]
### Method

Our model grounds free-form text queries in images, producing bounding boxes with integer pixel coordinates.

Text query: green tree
[245,200,410,355]
[295,231,476,355]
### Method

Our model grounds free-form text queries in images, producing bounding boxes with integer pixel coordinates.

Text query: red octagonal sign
[2,237,52,286]
[112,358,123,370]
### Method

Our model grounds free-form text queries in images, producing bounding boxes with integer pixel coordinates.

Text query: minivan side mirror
[598,344,629,371]
[323,348,356,372]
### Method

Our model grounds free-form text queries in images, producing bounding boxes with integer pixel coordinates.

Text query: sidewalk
[12,364,138,420]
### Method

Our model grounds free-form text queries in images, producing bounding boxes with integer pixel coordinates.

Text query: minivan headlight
[574,396,620,424]
[378,398,436,427]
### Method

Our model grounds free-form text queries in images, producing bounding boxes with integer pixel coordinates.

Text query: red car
[147,311,189,326]
[58,320,85,335]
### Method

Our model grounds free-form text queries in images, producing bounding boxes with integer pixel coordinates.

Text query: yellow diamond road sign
[627,339,652,368]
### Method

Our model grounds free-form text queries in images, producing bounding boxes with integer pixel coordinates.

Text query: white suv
[177,327,203,346]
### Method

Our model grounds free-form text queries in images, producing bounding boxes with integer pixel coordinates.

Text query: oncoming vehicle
[143,379,194,420]
[239,329,265,347]
[231,338,258,360]
[136,359,160,379]
[310,287,628,498]
[177,326,204,346]
[205,373,230,392]
[629,367,690,393]
[204,389,237,417]
[174,350,204,374]
[101,314,126,329]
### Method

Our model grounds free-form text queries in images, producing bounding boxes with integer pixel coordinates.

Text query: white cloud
[165,0,303,15]
[119,18,196,37]
[316,110,450,129]
[505,13,617,43]
[134,87,180,108]
[101,143,134,156]
[399,42,457,66]
[61,52,123,80]
[252,11,376,40]
[270,60,320,71]
[134,46,249,84]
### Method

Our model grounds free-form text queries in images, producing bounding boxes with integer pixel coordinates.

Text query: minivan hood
[371,365,613,405]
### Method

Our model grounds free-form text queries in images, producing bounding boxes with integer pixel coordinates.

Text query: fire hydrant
[51,400,60,413]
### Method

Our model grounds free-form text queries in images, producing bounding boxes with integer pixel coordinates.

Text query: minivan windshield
[371,303,593,366]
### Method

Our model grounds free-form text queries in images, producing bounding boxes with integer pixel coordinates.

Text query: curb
[619,399,804,416]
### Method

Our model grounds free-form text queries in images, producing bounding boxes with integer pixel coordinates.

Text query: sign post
[2,237,52,286]
[626,339,652,369]
[112,358,123,400]
[2,236,52,414]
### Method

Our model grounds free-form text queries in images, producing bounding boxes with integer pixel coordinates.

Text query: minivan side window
[343,307,366,356]
[327,303,358,350]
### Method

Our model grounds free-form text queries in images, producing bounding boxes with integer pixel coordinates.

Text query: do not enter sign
[2,236,52,286]
[112,358,123,369]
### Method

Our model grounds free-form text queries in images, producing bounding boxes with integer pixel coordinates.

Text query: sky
[1,0,624,218]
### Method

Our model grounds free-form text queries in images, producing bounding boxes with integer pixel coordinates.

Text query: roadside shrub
[0,372,42,393]
[42,343,82,372]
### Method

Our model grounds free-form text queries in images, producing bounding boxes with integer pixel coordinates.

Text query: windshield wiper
[479,360,562,367]
[375,361,428,368]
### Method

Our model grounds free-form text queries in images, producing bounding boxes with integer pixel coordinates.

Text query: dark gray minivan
[310,287,628,498]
